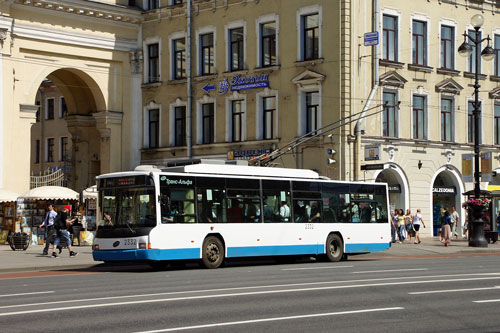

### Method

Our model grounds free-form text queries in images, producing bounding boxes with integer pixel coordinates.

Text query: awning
[0,189,20,203]
[82,185,97,200]
[20,186,78,201]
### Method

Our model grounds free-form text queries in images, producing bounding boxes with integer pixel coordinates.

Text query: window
[412,20,427,66]
[35,140,40,164]
[412,95,426,139]
[263,96,276,139]
[60,137,68,162]
[35,101,40,122]
[231,100,244,142]
[200,33,214,75]
[468,29,481,73]
[468,101,482,144]
[197,182,226,223]
[262,180,291,223]
[46,98,54,120]
[148,0,159,9]
[495,34,500,76]
[46,138,54,162]
[59,97,67,118]
[495,103,500,145]
[441,97,453,142]
[174,106,186,146]
[147,43,160,83]
[230,27,244,71]
[382,91,397,137]
[148,109,159,148]
[261,22,277,67]
[202,103,214,144]
[303,13,319,60]
[441,25,454,69]
[383,15,397,61]
[173,38,186,80]
[305,91,319,135]
[170,0,183,5]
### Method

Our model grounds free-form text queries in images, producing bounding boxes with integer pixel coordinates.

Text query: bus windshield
[99,187,156,228]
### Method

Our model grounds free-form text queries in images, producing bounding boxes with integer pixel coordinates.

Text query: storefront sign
[388,184,401,193]
[227,148,272,160]
[481,152,492,182]
[361,163,385,171]
[462,153,473,183]
[203,74,270,95]
[432,187,456,194]
[364,145,380,161]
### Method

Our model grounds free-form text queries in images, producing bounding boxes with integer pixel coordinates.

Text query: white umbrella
[82,185,98,200]
[0,189,19,203]
[20,186,78,200]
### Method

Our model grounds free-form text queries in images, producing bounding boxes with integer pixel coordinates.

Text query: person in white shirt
[450,207,460,239]
[413,208,426,244]
[279,201,290,222]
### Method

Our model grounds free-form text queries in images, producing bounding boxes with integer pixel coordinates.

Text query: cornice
[13,0,141,25]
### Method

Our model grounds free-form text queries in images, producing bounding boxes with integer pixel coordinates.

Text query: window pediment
[490,87,500,100]
[292,70,325,87]
[435,78,463,95]
[379,71,407,88]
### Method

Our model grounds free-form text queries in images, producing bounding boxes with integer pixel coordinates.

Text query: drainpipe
[186,0,193,159]
[39,87,45,174]
[354,0,379,181]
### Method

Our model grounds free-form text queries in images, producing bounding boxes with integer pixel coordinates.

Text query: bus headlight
[92,244,100,250]
[139,243,147,249]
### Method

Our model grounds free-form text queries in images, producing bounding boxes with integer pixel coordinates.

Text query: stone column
[93,111,123,174]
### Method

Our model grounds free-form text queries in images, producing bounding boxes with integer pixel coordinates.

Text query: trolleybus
[92,160,391,268]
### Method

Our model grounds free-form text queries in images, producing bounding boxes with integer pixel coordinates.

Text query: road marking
[473,299,500,303]
[410,286,500,295]
[0,291,54,298]
[282,266,353,271]
[134,307,405,332]
[352,268,428,274]
[1,275,500,316]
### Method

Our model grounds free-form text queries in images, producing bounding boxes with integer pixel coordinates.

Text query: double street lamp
[457,14,496,247]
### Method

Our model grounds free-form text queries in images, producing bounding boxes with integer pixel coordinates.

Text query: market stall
[18,186,78,245]
[0,189,19,244]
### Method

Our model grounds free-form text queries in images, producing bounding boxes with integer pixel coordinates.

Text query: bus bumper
[92,248,201,262]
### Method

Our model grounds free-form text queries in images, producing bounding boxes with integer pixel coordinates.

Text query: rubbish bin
[8,232,30,251]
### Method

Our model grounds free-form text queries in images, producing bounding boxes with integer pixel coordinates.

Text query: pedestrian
[38,204,57,255]
[397,209,406,243]
[463,210,469,240]
[440,210,452,247]
[51,205,78,258]
[413,209,425,244]
[390,209,398,243]
[450,207,460,240]
[405,209,414,243]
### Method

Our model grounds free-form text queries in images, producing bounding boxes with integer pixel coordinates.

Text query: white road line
[352,268,428,274]
[0,291,54,298]
[1,275,500,317]
[474,299,500,303]
[134,307,405,332]
[410,286,500,295]
[282,266,354,271]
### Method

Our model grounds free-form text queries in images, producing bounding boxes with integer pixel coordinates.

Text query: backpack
[53,213,64,230]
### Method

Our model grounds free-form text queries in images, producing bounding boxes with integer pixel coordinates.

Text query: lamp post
[458,14,496,247]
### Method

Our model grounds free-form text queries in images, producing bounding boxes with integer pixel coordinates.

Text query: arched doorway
[374,164,409,213]
[431,167,464,237]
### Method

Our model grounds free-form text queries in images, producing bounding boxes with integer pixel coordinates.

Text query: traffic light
[326,148,336,165]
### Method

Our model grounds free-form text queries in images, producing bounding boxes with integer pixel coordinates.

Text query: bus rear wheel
[202,236,225,269]
[325,234,344,262]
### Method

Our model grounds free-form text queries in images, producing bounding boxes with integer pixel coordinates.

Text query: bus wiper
[126,222,136,234]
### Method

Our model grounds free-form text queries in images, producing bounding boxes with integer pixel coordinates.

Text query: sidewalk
[0,237,499,273]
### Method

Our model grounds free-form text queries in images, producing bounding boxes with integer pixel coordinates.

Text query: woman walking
[405,209,414,243]
[397,209,406,243]
[441,210,452,247]
[413,209,425,244]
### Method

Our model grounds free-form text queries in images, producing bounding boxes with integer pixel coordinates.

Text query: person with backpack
[51,205,78,258]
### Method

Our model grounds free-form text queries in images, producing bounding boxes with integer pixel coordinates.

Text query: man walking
[38,204,57,255]
[450,207,460,240]
[52,205,78,258]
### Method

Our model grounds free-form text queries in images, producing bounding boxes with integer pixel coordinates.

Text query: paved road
[1,254,500,332]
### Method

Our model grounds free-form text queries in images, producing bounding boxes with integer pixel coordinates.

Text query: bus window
[262,180,291,223]
[197,188,226,223]
[293,200,321,222]
[226,187,261,223]
[374,185,388,223]
[160,187,196,223]
[322,183,350,223]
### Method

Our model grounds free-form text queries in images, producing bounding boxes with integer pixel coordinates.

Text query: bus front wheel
[202,236,225,269]
[325,234,344,262]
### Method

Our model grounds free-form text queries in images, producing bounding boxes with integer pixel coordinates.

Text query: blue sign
[203,74,270,95]
[364,31,379,46]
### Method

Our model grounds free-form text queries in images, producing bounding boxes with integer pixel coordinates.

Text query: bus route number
[305,224,314,230]
[124,239,137,246]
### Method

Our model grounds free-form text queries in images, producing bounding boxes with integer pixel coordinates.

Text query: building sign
[361,163,385,171]
[364,31,379,46]
[481,152,492,182]
[432,187,456,194]
[462,153,473,183]
[364,145,380,161]
[203,74,270,95]
[227,148,272,160]
[388,184,401,193]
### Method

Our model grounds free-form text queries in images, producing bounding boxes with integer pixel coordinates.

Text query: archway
[374,164,409,213]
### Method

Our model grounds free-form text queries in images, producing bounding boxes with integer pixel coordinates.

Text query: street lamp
[458,14,495,247]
